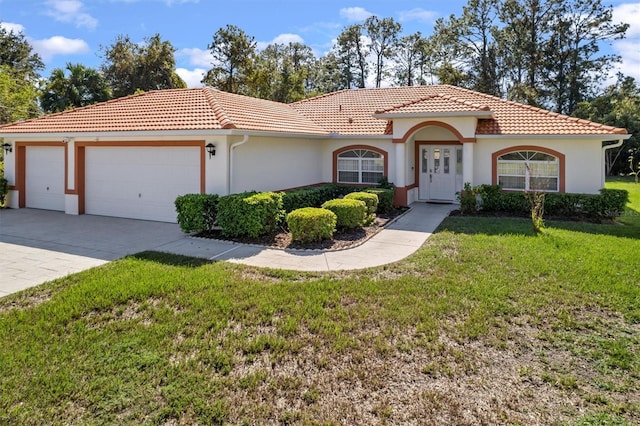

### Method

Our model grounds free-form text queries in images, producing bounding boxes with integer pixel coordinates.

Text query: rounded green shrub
[286,207,337,243]
[217,191,284,238]
[321,198,367,229]
[344,191,379,215]
[365,188,394,213]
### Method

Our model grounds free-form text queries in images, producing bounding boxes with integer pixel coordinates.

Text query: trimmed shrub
[596,188,628,218]
[174,193,219,233]
[321,198,367,229]
[217,191,284,238]
[281,184,361,213]
[345,191,378,214]
[286,207,337,243]
[365,188,394,213]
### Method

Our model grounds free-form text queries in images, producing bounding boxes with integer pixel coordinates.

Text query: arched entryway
[396,120,474,204]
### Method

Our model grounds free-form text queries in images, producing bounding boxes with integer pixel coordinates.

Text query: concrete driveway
[1,203,454,298]
[0,209,186,297]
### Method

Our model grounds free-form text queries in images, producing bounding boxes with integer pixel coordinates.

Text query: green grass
[606,176,640,227]
[1,181,639,425]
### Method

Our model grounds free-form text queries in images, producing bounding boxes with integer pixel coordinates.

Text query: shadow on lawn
[438,212,640,240]
[129,251,212,268]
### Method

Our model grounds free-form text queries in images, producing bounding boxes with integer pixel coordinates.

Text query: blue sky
[1,0,638,88]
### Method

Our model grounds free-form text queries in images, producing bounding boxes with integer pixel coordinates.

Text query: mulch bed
[195,209,406,251]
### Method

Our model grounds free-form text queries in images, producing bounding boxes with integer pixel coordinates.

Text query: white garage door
[85,146,201,222]
[26,146,65,211]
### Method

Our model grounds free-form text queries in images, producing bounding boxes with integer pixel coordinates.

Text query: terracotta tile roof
[0,85,627,137]
[375,94,491,115]
[291,85,627,136]
[0,88,326,135]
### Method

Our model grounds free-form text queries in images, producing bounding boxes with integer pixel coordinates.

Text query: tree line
[0,0,638,174]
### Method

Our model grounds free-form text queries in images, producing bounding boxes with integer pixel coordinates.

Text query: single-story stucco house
[0,85,630,223]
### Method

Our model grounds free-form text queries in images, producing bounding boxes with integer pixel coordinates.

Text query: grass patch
[606,176,640,227]
[1,181,639,424]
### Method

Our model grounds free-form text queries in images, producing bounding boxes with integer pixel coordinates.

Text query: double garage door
[24,145,201,223]
[84,147,201,222]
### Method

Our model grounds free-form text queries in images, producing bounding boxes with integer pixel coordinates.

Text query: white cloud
[398,8,438,24]
[614,3,640,37]
[31,36,90,62]
[46,0,98,30]
[611,3,640,81]
[339,7,373,22]
[0,22,25,34]
[256,33,305,50]
[176,67,206,88]
[178,47,213,67]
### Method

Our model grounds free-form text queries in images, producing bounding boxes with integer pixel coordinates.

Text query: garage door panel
[85,146,200,222]
[26,146,65,211]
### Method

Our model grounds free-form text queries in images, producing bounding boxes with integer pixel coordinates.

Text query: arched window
[336,148,385,184]
[497,150,559,191]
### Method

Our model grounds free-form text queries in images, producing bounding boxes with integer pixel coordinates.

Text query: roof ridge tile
[202,88,236,129]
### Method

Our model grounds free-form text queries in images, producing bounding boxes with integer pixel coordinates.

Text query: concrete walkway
[159,202,455,271]
[0,203,455,297]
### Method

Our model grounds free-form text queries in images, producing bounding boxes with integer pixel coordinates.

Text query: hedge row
[464,184,628,219]
[281,184,394,213]
[281,184,360,212]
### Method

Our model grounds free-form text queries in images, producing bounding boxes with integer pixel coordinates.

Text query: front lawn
[606,176,640,226]
[1,183,639,425]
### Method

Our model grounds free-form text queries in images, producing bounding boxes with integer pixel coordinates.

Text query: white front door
[418,146,457,202]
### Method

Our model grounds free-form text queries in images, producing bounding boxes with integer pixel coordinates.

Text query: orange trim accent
[76,146,85,214]
[491,145,566,193]
[394,186,409,207]
[394,121,476,144]
[64,143,68,193]
[16,146,25,208]
[332,145,389,184]
[200,144,206,194]
[14,142,66,208]
[413,141,463,192]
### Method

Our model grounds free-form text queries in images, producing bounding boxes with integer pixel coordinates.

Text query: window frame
[333,145,388,185]
[492,146,565,193]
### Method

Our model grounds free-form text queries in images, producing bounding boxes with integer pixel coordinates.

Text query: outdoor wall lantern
[206,143,216,158]
[2,142,12,154]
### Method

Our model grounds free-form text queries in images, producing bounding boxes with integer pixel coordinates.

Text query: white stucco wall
[204,137,228,196]
[230,136,324,193]
[3,138,16,186]
[474,137,605,194]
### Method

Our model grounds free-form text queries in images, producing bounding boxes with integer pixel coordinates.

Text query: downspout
[602,139,624,188]
[227,134,249,195]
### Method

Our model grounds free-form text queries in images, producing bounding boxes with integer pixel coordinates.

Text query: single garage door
[85,146,201,222]
[26,146,65,211]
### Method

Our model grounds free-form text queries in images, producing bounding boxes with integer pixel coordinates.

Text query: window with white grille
[497,151,559,191]
[337,149,384,184]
